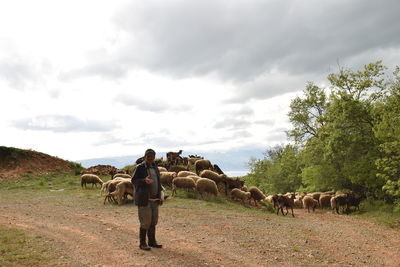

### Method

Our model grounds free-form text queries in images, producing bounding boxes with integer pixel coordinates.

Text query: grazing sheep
[231,188,251,204]
[158,166,168,173]
[200,170,229,195]
[303,196,319,212]
[196,178,218,198]
[248,186,266,206]
[195,159,213,175]
[319,194,332,209]
[276,193,295,217]
[177,171,197,177]
[159,172,177,187]
[101,179,121,195]
[81,174,103,189]
[113,173,131,179]
[199,170,227,183]
[172,177,196,196]
[188,157,202,167]
[186,175,201,183]
[107,180,134,205]
[102,179,124,204]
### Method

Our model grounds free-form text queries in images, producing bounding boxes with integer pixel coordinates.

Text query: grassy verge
[354,199,400,229]
[0,225,63,266]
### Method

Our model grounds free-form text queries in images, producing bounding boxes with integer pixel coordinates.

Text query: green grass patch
[0,225,59,266]
[354,199,400,229]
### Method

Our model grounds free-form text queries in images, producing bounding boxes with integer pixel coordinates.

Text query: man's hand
[145,176,153,184]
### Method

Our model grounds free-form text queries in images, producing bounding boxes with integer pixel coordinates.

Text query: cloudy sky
[1,0,399,163]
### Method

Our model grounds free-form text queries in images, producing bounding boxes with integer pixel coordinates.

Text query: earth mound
[0,146,80,180]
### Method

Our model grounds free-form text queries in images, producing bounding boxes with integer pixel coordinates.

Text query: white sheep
[159,172,177,187]
[231,188,251,204]
[107,180,134,205]
[186,175,201,183]
[81,174,103,189]
[113,173,131,179]
[177,171,197,177]
[158,166,168,173]
[199,170,227,184]
[195,178,218,198]
[172,177,196,196]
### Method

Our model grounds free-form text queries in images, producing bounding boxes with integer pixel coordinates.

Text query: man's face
[145,153,155,164]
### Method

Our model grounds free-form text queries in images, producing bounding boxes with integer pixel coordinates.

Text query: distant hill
[77,149,265,177]
[0,146,81,180]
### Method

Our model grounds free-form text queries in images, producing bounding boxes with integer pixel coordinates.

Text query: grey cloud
[59,60,128,81]
[92,134,128,146]
[12,115,117,133]
[115,94,191,112]
[0,60,37,89]
[111,0,400,81]
[230,106,254,117]
[254,119,275,126]
[214,118,251,130]
[232,130,252,139]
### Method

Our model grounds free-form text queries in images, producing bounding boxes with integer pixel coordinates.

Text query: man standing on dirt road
[131,148,163,251]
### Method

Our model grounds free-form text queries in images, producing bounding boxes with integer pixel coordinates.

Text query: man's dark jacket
[131,161,162,206]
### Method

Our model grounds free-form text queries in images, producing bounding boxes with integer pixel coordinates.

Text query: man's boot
[139,228,151,251]
[148,225,162,248]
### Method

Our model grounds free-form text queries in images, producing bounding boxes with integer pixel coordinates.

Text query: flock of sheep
[80,151,362,217]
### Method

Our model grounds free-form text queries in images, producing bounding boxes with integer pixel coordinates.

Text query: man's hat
[144,148,156,156]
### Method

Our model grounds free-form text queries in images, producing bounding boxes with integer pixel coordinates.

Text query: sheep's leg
[290,207,294,217]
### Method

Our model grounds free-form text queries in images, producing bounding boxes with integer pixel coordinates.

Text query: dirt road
[1,191,399,266]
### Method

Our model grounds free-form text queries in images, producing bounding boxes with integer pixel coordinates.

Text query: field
[1,173,400,266]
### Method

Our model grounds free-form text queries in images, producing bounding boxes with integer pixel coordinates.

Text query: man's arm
[131,165,147,186]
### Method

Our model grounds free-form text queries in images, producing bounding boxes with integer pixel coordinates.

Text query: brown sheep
[303,196,318,212]
[196,178,218,198]
[276,193,295,217]
[319,194,332,209]
[331,194,348,214]
[248,186,266,206]
[195,159,213,175]
[166,150,183,164]
[172,177,196,196]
